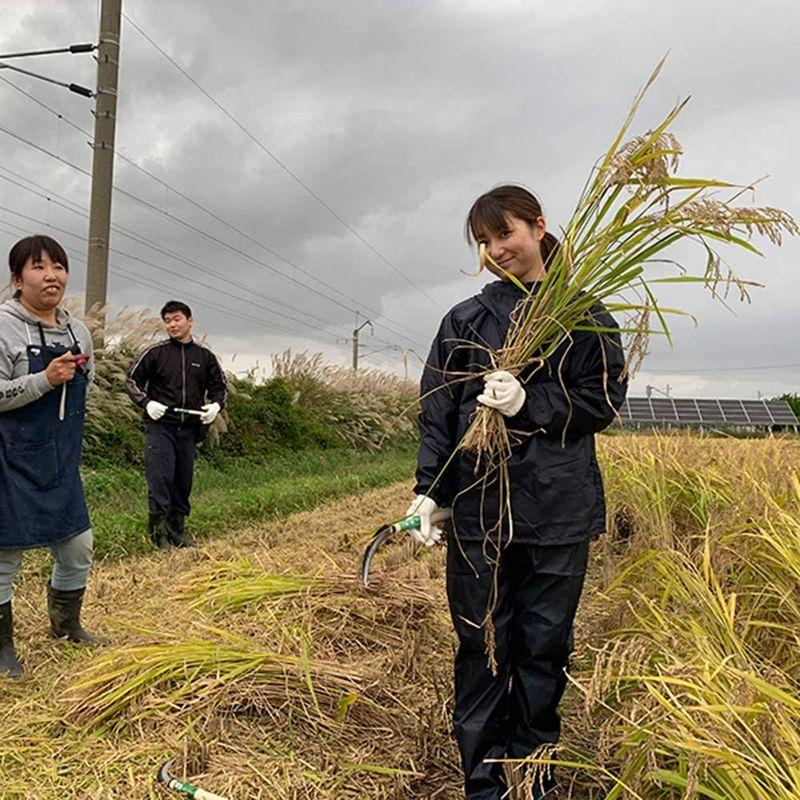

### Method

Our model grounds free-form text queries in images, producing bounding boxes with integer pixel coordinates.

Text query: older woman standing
[0,235,100,679]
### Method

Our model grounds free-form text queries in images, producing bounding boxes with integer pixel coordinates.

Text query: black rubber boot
[47,585,100,644]
[147,511,159,541]
[167,514,195,548]
[150,512,170,550]
[0,601,22,679]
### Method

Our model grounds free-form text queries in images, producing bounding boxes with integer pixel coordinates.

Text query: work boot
[150,512,170,550]
[147,511,159,541]
[167,513,196,548]
[0,601,22,679]
[47,585,101,644]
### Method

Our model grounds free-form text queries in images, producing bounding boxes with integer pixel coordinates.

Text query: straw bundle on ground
[1,434,798,798]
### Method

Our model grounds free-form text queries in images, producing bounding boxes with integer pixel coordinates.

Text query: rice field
[0,432,798,799]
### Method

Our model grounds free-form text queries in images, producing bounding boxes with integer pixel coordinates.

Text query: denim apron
[0,323,91,549]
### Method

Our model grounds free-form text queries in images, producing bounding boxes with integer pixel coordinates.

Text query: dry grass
[531,433,800,799]
[271,350,418,451]
[0,484,458,799]
[0,433,798,798]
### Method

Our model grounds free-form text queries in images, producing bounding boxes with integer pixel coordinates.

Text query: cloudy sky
[1,0,798,398]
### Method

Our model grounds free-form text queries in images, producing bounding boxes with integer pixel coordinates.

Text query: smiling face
[476,213,547,283]
[163,310,194,342]
[13,250,68,314]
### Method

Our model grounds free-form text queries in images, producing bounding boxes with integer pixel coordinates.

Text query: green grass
[82,447,416,560]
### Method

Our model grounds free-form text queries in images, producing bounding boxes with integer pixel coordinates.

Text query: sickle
[360,524,396,587]
[157,759,229,800]
[360,507,452,587]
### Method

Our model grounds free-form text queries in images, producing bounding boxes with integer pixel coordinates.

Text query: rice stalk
[174,558,332,613]
[460,60,796,461]
[62,632,367,731]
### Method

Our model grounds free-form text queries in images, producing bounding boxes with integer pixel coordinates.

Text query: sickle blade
[360,525,396,587]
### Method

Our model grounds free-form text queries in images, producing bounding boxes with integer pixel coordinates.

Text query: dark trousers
[144,422,199,519]
[446,538,590,800]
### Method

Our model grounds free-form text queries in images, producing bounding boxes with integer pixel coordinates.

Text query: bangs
[34,236,69,271]
[465,195,511,245]
[9,235,69,274]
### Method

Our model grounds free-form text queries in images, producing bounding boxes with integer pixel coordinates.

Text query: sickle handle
[194,789,229,800]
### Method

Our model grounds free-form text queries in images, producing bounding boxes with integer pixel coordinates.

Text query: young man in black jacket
[125,301,227,549]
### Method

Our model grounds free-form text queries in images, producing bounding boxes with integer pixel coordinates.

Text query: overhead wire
[0,119,428,351]
[0,166,410,355]
[0,73,429,347]
[0,212,337,342]
[643,363,800,374]
[0,204,354,342]
[0,166,344,331]
[0,73,428,347]
[121,12,445,312]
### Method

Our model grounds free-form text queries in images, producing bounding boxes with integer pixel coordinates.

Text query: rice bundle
[459,58,797,466]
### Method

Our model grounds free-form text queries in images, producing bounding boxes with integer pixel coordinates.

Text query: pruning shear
[360,507,452,587]
[157,759,229,800]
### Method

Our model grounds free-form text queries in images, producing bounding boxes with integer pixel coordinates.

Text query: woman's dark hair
[8,235,69,299]
[160,300,192,319]
[465,184,560,269]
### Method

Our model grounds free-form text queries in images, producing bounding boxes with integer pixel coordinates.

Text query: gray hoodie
[0,300,94,413]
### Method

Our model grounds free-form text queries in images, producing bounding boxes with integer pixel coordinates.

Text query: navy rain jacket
[414,280,627,545]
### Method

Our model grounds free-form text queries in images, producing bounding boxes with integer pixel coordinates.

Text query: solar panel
[617,397,799,428]
[673,399,701,421]
[766,402,798,424]
[651,399,678,420]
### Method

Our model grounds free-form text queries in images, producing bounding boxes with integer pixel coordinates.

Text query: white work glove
[146,400,168,421]
[476,371,526,417]
[200,402,221,425]
[405,495,443,547]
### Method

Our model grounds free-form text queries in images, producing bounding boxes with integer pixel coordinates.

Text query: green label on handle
[396,515,421,532]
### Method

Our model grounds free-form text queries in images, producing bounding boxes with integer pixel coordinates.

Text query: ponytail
[540,231,560,269]
[466,185,560,271]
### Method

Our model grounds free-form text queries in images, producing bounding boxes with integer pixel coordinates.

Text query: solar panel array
[619,397,799,427]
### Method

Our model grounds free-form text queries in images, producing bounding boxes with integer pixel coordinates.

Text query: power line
[0,215,355,356]
[0,166,405,352]
[0,167,343,331]
[122,12,444,312]
[0,212,339,342]
[0,122,428,351]
[0,206,351,342]
[0,73,428,346]
[111,265,340,343]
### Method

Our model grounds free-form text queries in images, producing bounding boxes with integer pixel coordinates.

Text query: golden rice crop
[1,432,798,798]
[516,432,800,799]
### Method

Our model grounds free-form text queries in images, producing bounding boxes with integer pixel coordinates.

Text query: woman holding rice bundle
[409,185,627,799]
[0,235,100,680]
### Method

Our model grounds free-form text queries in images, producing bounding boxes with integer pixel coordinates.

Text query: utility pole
[85,0,122,330]
[352,316,373,371]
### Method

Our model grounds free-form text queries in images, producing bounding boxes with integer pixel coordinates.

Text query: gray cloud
[1,0,798,397]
